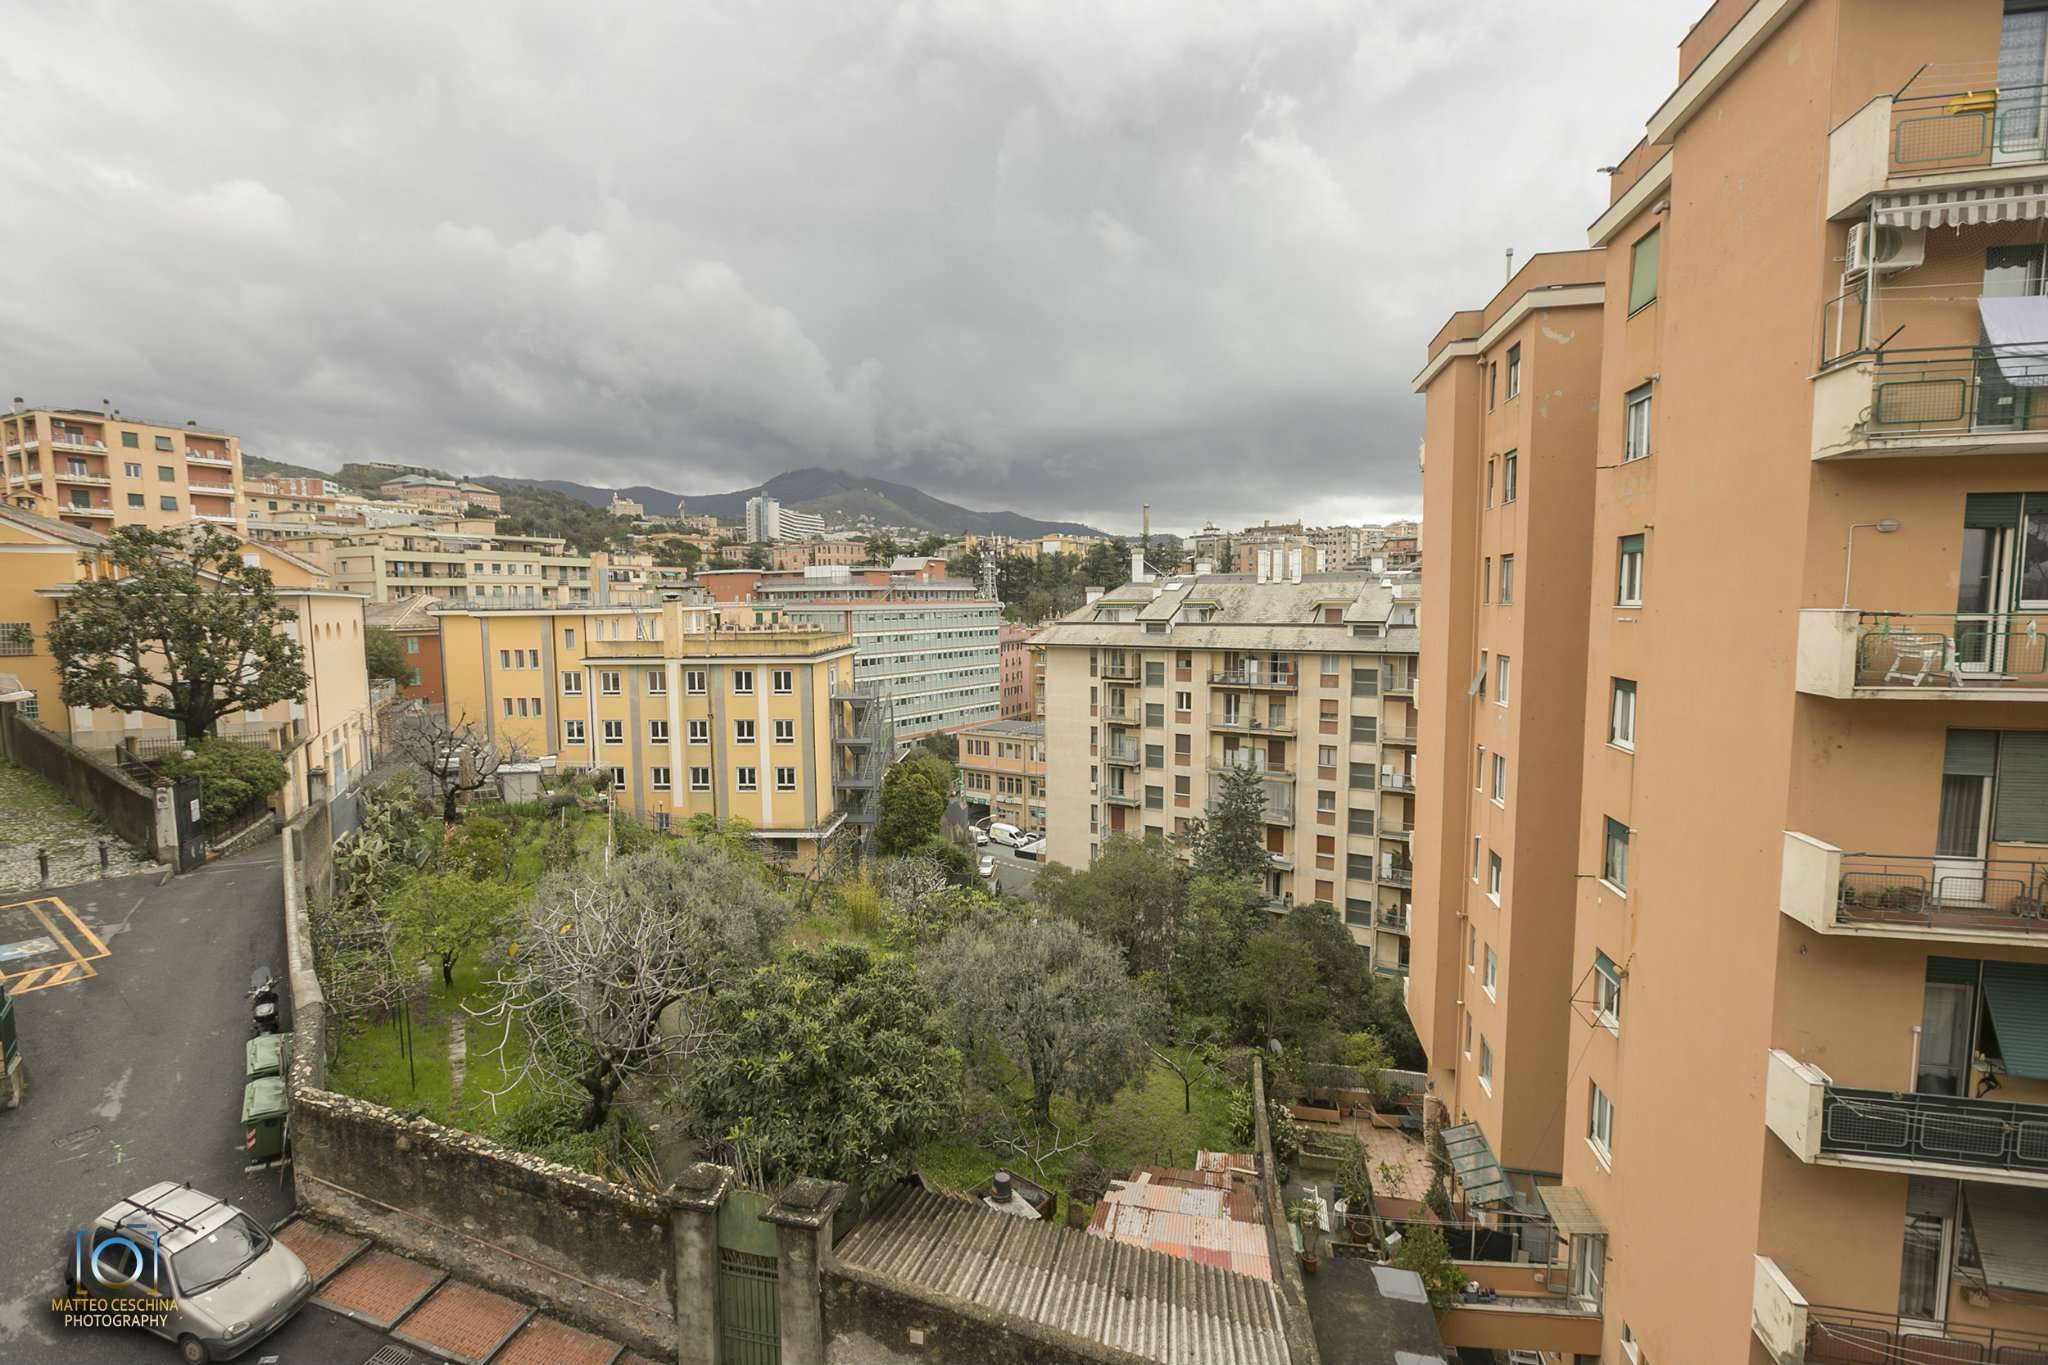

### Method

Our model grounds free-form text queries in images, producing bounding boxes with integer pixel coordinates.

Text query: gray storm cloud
[0,0,1687,532]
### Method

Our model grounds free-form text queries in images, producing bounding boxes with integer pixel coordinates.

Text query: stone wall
[290,1088,676,1357]
[821,1265,1164,1365]
[0,709,163,858]
[1254,1055,1325,1365]
[280,803,330,1090]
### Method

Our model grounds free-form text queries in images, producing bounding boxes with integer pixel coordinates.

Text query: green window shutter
[1628,230,1661,313]
[1993,731,2048,843]
[1981,961,2048,1079]
[1925,957,1982,987]
[1945,729,1999,777]
[1965,493,2023,529]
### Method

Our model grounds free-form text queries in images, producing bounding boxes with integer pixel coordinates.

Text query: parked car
[970,828,989,846]
[70,1182,312,1363]
[986,823,1025,848]
[978,854,996,880]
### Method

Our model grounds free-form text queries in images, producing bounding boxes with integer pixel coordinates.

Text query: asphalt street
[0,843,387,1365]
[980,839,1045,896]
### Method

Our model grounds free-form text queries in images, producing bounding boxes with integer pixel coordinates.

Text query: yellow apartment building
[959,718,1045,832]
[1039,565,1419,963]
[437,599,868,867]
[300,521,653,606]
[1415,2,2048,1361]
[2,406,243,535]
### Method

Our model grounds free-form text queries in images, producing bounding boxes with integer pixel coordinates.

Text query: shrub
[1391,1223,1468,1308]
[837,872,886,937]
[483,1096,659,1186]
[158,739,288,831]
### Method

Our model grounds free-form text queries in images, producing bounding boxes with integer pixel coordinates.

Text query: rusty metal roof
[835,1186,1292,1365]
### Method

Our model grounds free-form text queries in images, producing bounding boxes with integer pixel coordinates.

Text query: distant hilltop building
[744,495,825,543]
[607,493,646,519]
[376,473,503,514]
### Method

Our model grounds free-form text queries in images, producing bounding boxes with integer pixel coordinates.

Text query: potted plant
[1288,1198,1322,1274]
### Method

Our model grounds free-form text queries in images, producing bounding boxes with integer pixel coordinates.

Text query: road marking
[0,897,109,993]
[0,936,58,964]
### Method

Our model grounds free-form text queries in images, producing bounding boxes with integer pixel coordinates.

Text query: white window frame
[735,719,756,744]
[1617,536,1645,607]
[1499,553,1515,604]
[775,766,797,792]
[689,766,712,791]
[651,766,671,791]
[732,669,755,695]
[1501,449,1518,504]
[686,669,707,695]
[608,765,626,789]
[774,719,795,745]
[647,668,667,696]
[602,719,624,745]
[561,671,583,696]
[600,670,622,696]
[1602,817,1630,895]
[1483,945,1498,1000]
[1594,954,1623,1033]
[1609,678,1637,751]
[771,669,793,695]
[1588,1080,1615,1167]
[1488,852,1503,903]
[736,765,758,792]
[1490,753,1507,806]
[649,720,669,744]
[1623,383,1652,462]
[1477,1038,1494,1095]
[564,719,585,745]
[1495,655,1511,706]
[1471,836,1481,883]
[688,719,709,745]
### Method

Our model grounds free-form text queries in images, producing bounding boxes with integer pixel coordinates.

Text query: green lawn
[326,958,534,1128]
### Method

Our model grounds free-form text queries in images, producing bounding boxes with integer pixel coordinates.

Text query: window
[159,496,178,511]
[1488,362,1498,410]
[688,719,709,744]
[1499,554,1515,604]
[1623,384,1653,462]
[121,432,138,449]
[649,720,669,744]
[602,720,624,745]
[1603,817,1630,892]
[527,649,539,668]
[1351,714,1376,743]
[772,669,793,694]
[1317,790,1336,814]
[1175,690,1191,713]
[1594,952,1622,1031]
[1348,807,1374,835]
[1628,227,1660,314]
[1488,852,1503,900]
[564,719,585,744]
[1482,558,1491,604]
[126,493,144,508]
[1144,660,1165,686]
[1502,449,1517,504]
[123,461,141,478]
[686,669,707,695]
[647,668,667,695]
[1486,456,1496,507]
[775,766,797,791]
[1349,762,1374,790]
[733,669,754,695]
[1490,753,1507,805]
[600,670,621,696]
[1505,343,1520,398]
[1351,666,1378,697]
[158,465,175,480]
[609,766,627,789]
[651,766,671,791]
[735,719,756,743]
[737,766,758,792]
[1483,945,1498,999]
[1318,744,1337,769]
[1609,679,1637,750]
[1144,702,1165,726]
[689,766,712,791]
[1616,535,1644,606]
[500,649,513,669]
[562,671,583,695]
[1174,733,1192,762]
[774,719,795,744]
[1145,743,1164,768]
[1471,836,1482,882]
[406,637,419,655]
[1464,1011,1473,1056]
[1467,923,1477,969]
[1477,1038,1494,1094]
[563,628,576,649]
[1589,1080,1615,1162]
[1145,785,1164,810]
[1494,655,1511,706]
[154,435,172,451]
[515,697,529,717]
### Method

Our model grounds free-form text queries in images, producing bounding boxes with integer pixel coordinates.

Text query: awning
[1977,295,2048,387]
[1440,1120,1514,1206]
[1874,182,2048,229]
[1964,1185,2048,1296]
[1536,1185,1608,1239]
[1982,960,2048,1079]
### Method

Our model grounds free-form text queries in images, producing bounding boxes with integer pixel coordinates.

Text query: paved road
[0,843,387,1365]
[980,839,1046,897]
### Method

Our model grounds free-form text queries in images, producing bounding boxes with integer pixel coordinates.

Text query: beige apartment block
[298,522,652,606]
[960,718,1045,831]
[2,406,243,535]
[1413,3,2048,1361]
[1039,568,1418,960]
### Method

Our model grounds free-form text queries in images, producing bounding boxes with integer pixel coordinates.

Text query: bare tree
[471,849,788,1130]
[395,709,513,823]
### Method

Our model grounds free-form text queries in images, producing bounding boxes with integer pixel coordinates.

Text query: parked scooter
[248,966,281,1036]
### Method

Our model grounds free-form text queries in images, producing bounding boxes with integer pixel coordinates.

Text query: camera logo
[72,1222,164,1296]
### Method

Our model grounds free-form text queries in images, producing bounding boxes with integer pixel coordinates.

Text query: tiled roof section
[834,1186,1291,1365]
[0,501,110,549]
[365,594,441,630]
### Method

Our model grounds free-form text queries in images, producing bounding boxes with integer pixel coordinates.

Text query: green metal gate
[717,1188,779,1365]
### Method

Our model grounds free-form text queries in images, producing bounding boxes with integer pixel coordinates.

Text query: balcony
[1378,908,1410,934]
[1796,608,2048,701]
[1382,678,1416,698]
[1378,825,1413,842]
[1208,667,1297,691]
[1764,1051,2048,1189]
[1781,832,2048,947]
[1373,962,1409,979]
[1211,713,1294,737]
[1097,663,1139,681]
[1102,743,1141,767]
[50,434,105,453]
[1381,728,1419,747]
[193,511,238,525]
[189,481,235,495]
[1380,865,1413,888]
[1813,343,2048,461]
[1101,706,1140,725]
[63,505,114,519]
[1755,1256,2048,1365]
[1102,788,1141,808]
[54,470,109,486]
[1211,756,1293,781]
[1827,76,2048,213]
[185,451,234,468]
[1381,770,1416,793]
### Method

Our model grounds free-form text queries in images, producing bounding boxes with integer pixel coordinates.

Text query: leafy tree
[364,626,408,684]
[874,751,951,855]
[917,731,959,763]
[1182,763,1272,884]
[1392,1224,1468,1308]
[1283,900,1370,1033]
[681,944,961,1196]
[1231,931,1329,1046]
[336,777,435,910]
[474,847,789,1130]
[45,524,309,740]
[912,837,978,888]
[389,871,525,988]
[157,739,289,830]
[1361,972,1426,1071]
[441,813,512,880]
[743,544,770,569]
[1038,834,1186,975]
[395,709,512,823]
[864,534,900,562]
[926,914,1155,1126]
[914,534,948,557]
[652,539,701,570]
[1162,874,1266,1025]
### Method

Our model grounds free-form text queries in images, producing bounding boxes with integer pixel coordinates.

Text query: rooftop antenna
[1505,247,1515,282]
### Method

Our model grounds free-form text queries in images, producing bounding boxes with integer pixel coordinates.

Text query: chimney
[994,1170,1014,1204]
[1130,547,1149,586]
[1289,549,1303,583]
[1194,559,1212,576]
[1313,547,1327,573]
[1256,549,1271,584]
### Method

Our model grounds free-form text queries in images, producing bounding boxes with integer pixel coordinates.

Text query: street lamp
[1841,519,1901,610]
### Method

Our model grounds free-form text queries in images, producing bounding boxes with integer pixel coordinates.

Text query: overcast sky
[0,1,1691,534]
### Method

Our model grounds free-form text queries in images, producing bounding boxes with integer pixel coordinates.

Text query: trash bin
[241,1077,288,1161]
[244,1032,294,1081]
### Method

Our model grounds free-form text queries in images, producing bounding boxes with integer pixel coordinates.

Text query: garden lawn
[916,1060,1237,1223]
[326,959,533,1128]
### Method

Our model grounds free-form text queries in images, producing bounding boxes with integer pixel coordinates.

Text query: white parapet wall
[1751,1255,1811,1365]
[1763,1049,1828,1165]
[1779,831,1842,935]
[1794,609,1859,698]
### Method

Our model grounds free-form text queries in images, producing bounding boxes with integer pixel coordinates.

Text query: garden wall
[0,708,164,859]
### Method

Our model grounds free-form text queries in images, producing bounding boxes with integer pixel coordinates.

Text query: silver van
[70,1182,312,1363]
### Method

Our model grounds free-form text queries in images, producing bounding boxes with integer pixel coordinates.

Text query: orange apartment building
[2,406,243,535]
[1414,3,2048,1362]
[959,717,1045,831]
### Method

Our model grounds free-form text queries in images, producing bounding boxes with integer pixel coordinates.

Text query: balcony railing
[1381,770,1416,793]
[1379,826,1414,842]
[1211,756,1293,780]
[1378,910,1410,933]
[1890,80,2048,175]
[1208,667,1297,690]
[1382,728,1419,745]
[54,470,109,485]
[0,623,31,655]
[1103,744,1140,766]
[1101,706,1139,724]
[1212,713,1293,736]
[1797,609,2048,699]
[1097,663,1139,681]
[1380,865,1413,888]
[1755,1256,2048,1365]
[51,434,105,452]
[1766,1051,2048,1187]
[1102,789,1140,807]
[185,450,234,467]
[1838,850,2048,937]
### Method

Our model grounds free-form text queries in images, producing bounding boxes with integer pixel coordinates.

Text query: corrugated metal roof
[836,1187,1291,1365]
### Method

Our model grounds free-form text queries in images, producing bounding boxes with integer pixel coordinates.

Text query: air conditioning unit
[1846,223,1925,275]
